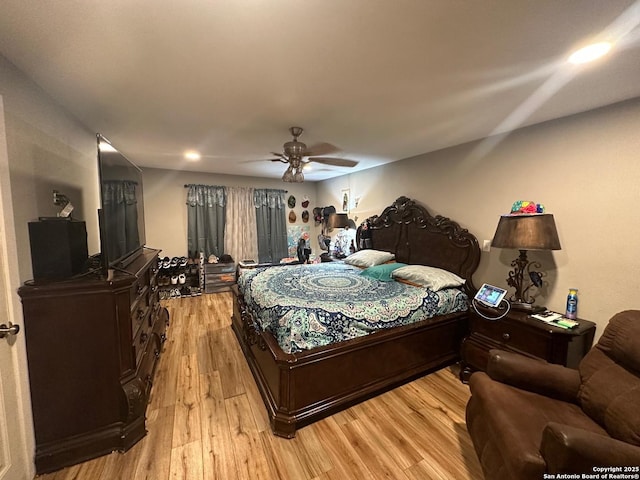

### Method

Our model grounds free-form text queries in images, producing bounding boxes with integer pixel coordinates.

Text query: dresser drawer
[131,290,151,337]
[137,333,161,399]
[132,311,153,365]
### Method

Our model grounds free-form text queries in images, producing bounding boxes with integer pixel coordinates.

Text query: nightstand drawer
[471,317,549,358]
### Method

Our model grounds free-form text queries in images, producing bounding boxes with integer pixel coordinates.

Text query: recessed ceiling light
[184,151,201,161]
[568,42,612,65]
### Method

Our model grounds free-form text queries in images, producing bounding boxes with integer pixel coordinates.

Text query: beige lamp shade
[491,214,561,251]
[328,213,350,229]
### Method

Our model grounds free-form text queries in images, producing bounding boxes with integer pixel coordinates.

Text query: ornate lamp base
[510,301,546,313]
[505,249,548,314]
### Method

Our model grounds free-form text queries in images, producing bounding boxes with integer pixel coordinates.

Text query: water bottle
[565,288,578,319]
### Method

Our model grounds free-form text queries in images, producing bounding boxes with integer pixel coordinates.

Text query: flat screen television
[97,133,146,269]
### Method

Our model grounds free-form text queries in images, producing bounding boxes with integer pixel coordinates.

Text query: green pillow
[360,263,407,282]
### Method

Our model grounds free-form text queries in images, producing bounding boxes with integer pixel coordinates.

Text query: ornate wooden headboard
[356,196,481,292]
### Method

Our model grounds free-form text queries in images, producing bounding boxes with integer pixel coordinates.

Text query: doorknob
[0,322,20,339]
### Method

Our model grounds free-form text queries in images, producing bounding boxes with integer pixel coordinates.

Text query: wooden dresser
[18,248,169,474]
[460,307,596,382]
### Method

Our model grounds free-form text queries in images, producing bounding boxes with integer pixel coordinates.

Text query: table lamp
[329,213,350,258]
[491,212,561,312]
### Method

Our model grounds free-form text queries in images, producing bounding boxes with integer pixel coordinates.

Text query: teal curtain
[186,185,226,258]
[102,180,140,263]
[254,189,288,263]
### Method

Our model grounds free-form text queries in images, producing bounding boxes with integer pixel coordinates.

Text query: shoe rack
[157,255,202,299]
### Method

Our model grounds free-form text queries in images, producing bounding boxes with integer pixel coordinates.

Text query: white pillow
[344,249,395,268]
[392,265,465,291]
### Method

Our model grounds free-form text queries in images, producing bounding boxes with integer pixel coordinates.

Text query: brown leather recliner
[466,310,640,479]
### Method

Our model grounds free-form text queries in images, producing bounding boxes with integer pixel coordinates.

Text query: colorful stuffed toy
[510,200,545,214]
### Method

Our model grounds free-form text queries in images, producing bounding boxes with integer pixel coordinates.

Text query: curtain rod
[184,184,287,192]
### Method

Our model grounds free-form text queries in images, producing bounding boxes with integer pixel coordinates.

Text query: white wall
[0,54,99,479]
[318,98,640,339]
[0,55,99,282]
[142,167,321,259]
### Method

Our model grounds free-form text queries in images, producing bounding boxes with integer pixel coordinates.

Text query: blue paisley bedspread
[237,262,468,353]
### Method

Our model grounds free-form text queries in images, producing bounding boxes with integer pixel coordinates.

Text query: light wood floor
[38,293,483,480]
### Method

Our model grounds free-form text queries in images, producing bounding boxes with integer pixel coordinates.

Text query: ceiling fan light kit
[282,156,305,183]
[270,127,359,183]
[282,165,295,182]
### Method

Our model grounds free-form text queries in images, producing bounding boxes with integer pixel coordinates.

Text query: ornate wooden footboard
[231,197,480,437]
[231,285,468,437]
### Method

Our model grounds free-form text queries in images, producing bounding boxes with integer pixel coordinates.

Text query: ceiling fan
[269,127,359,182]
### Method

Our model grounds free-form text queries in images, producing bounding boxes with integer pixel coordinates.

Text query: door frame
[0,95,35,480]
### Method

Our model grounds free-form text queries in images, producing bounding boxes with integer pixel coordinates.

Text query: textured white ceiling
[1,0,639,181]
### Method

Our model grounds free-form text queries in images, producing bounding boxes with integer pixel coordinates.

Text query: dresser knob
[502,333,510,341]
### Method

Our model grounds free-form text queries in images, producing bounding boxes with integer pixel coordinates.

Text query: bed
[231,196,481,437]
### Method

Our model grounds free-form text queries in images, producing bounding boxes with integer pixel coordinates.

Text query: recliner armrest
[542,422,640,473]
[486,349,581,403]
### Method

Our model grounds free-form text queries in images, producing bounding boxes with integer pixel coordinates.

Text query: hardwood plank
[404,458,454,480]
[340,418,410,480]
[149,325,179,410]
[132,406,175,480]
[199,371,235,480]
[181,314,200,356]
[352,397,423,469]
[225,394,272,480]
[214,329,246,399]
[289,425,333,478]
[169,441,204,480]
[260,430,311,480]
[172,354,201,448]
[54,455,106,480]
[34,293,483,480]
[96,440,142,480]
[195,327,218,375]
[330,406,359,426]
[309,418,374,479]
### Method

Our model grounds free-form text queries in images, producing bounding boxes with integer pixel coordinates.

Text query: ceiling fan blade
[271,152,286,157]
[240,158,288,164]
[308,157,359,168]
[303,142,340,157]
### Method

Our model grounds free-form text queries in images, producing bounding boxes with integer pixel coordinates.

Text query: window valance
[186,184,226,208]
[254,189,286,210]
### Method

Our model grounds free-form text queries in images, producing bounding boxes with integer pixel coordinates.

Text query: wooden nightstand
[460,307,596,382]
